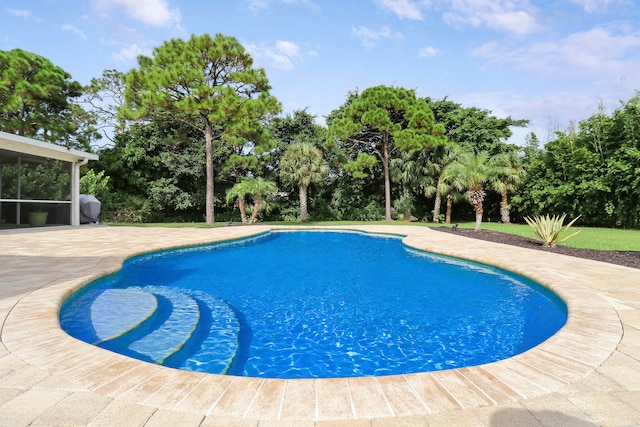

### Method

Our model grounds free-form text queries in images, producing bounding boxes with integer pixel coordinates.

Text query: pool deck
[0,224,639,426]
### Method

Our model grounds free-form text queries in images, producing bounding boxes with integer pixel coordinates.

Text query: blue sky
[2,0,640,145]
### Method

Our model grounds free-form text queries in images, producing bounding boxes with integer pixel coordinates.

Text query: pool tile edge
[0,225,627,423]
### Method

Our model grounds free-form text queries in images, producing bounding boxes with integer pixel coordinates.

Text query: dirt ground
[431,226,640,270]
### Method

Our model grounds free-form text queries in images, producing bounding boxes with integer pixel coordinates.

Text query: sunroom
[0,131,99,228]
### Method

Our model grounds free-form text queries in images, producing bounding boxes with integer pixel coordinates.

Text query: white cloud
[7,8,31,18]
[280,0,317,6]
[375,0,425,20]
[418,46,440,57]
[275,40,300,57]
[6,8,41,23]
[443,0,538,37]
[569,0,623,13]
[93,0,181,27]
[352,26,403,48]
[111,43,150,63]
[247,0,269,11]
[246,0,318,12]
[245,40,306,70]
[472,27,640,78]
[114,25,139,40]
[458,90,604,144]
[560,28,640,72]
[62,24,87,40]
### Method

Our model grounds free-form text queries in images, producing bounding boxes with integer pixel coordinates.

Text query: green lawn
[108,220,640,251]
[428,221,640,251]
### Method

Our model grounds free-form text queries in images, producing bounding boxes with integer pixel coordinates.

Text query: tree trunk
[500,193,510,223]
[237,198,247,224]
[383,135,392,221]
[249,196,262,224]
[299,184,308,223]
[204,121,215,224]
[474,203,483,231]
[445,194,453,224]
[432,177,442,222]
[467,189,485,230]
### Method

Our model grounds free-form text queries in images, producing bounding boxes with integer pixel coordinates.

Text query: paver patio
[0,225,639,426]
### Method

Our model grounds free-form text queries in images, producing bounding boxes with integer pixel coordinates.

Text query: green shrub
[103,195,151,223]
[524,214,581,247]
[80,169,111,205]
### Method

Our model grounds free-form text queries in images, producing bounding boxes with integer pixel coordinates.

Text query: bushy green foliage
[279,142,328,222]
[121,33,281,224]
[90,122,208,220]
[226,178,278,224]
[392,193,415,220]
[103,194,151,224]
[327,85,446,220]
[0,49,98,149]
[424,97,528,155]
[80,169,110,206]
[513,94,640,228]
[20,161,70,201]
[524,214,581,247]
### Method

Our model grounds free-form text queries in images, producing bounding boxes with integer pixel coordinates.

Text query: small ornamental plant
[524,214,581,247]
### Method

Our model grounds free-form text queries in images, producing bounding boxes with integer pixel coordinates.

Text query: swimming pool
[60,230,567,379]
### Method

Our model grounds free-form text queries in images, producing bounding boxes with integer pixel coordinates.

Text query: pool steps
[88,286,240,373]
[90,288,159,344]
[128,287,200,364]
[176,293,241,374]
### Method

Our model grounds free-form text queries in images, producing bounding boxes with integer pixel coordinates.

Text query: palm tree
[440,164,467,224]
[225,180,251,224]
[490,151,526,224]
[279,142,328,222]
[451,152,494,231]
[226,178,278,224]
[244,178,278,224]
[422,143,465,222]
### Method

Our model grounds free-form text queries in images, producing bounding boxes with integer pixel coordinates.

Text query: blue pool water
[60,230,567,379]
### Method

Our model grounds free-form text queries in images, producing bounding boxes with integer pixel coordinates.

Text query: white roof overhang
[0,131,99,163]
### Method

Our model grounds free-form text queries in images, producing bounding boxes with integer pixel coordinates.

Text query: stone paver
[1,225,639,426]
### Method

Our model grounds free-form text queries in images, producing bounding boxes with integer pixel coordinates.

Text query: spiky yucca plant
[524,214,581,247]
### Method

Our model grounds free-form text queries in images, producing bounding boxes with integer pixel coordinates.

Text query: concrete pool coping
[0,225,638,426]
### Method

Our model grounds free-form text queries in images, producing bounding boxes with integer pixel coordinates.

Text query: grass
[106,220,640,251]
[436,221,640,251]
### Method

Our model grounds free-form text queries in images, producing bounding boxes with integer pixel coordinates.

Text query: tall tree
[91,121,208,220]
[279,142,329,222]
[605,93,640,227]
[271,109,323,146]
[327,85,446,220]
[425,97,528,155]
[513,93,640,228]
[120,33,281,224]
[0,48,96,148]
[82,69,127,142]
[269,109,326,173]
